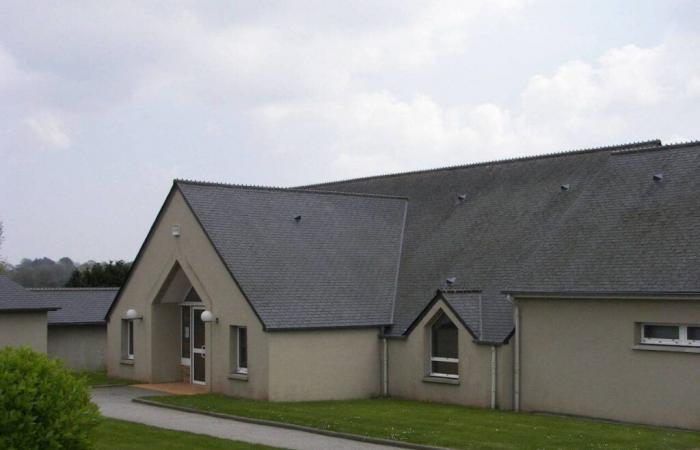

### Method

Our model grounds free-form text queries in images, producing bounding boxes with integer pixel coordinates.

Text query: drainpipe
[382,337,388,396]
[512,296,520,412]
[490,345,497,409]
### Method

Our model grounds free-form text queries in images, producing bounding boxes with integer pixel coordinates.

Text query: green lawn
[146,395,700,450]
[96,418,280,450]
[76,370,136,387]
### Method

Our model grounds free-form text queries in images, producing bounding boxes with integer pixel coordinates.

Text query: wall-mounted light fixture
[201,310,218,324]
[125,309,142,320]
[172,224,181,237]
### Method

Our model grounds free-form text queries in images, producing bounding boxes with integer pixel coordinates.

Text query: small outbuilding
[0,275,59,353]
[31,288,119,371]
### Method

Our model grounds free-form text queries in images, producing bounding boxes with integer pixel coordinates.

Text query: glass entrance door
[192,307,206,385]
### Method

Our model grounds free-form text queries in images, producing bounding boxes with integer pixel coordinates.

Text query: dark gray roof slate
[508,141,700,293]
[0,276,60,312]
[160,138,698,342]
[307,139,672,341]
[176,181,408,329]
[29,288,118,325]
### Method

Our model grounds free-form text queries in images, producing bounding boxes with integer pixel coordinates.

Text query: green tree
[65,260,132,287]
[0,347,101,450]
[8,257,76,287]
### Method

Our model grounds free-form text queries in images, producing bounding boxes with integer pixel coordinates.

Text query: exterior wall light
[125,309,142,320]
[201,310,218,323]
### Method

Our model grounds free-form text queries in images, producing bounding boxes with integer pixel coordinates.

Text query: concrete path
[92,386,401,450]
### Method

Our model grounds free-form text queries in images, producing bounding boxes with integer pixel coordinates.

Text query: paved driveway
[92,386,401,450]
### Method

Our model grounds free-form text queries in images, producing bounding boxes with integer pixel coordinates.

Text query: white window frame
[641,323,700,347]
[127,320,135,360]
[429,314,459,379]
[236,327,248,375]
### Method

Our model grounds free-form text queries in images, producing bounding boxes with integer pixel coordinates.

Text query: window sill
[422,376,460,385]
[120,359,135,366]
[632,344,700,354]
[228,372,249,381]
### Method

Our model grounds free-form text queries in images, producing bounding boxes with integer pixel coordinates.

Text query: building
[0,275,59,353]
[106,139,700,429]
[31,288,118,371]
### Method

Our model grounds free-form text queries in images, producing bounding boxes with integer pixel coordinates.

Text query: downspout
[490,345,497,409]
[511,295,520,412]
[382,336,388,396]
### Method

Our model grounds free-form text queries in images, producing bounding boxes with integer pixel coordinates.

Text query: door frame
[191,306,206,385]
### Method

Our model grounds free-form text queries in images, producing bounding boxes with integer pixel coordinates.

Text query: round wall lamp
[125,309,142,320]
[201,310,218,323]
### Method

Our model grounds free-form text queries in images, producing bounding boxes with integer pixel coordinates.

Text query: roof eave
[48,321,106,327]
[0,307,60,313]
[504,290,700,300]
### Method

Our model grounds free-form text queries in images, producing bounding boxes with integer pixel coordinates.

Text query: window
[122,319,134,360]
[641,324,700,347]
[181,306,191,364]
[237,327,248,374]
[230,326,248,375]
[430,312,458,378]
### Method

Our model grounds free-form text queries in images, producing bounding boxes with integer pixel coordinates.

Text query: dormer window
[430,312,459,378]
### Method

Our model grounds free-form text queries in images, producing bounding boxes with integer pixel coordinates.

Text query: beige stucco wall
[517,297,700,429]
[267,328,381,401]
[107,190,269,399]
[48,325,106,371]
[387,300,513,409]
[0,311,48,353]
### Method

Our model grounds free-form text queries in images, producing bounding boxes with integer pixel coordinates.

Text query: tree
[8,257,77,287]
[65,260,132,287]
[0,347,100,449]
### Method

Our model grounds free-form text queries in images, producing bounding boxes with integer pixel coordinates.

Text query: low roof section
[29,288,119,326]
[175,181,408,330]
[0,275,60,312]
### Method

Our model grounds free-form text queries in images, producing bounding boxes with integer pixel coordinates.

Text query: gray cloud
[0,0,698,263]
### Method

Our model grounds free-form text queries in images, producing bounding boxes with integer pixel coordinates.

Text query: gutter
[382,337,389,396]
[511,295,520,412]
[0,307,60,313]
[490,345,497,409]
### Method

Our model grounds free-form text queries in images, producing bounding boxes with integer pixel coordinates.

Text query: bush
[0,347,101,450]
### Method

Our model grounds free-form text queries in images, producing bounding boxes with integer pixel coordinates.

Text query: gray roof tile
[177,182,407,330]
[166,139,697,343]
[29,288,118,325]
[308,140,673,341]
[0,275,60,311]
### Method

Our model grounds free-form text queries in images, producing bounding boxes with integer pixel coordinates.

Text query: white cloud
[24,111,71,150]
[251,33,700,180]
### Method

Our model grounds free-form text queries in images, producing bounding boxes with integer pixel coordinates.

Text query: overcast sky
[1,1,699,264]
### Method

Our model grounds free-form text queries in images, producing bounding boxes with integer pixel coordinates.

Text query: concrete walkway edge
[133,398,450,450]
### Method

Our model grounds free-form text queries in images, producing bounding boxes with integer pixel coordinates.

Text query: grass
[76,370,136,387]
[95,418,280,450]
[146,394,700,450]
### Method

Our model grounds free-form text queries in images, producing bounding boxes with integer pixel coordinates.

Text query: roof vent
[294,215,302,222]
[445,277,457,286]
[653,173,663,182]
[560,184,570,191]
[457,194,467,202]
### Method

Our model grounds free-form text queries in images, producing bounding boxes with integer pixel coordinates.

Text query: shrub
[0,346,101,450]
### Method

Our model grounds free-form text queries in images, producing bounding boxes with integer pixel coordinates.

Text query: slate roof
[176,182,408,329]
[509,141,700,293]
[29,288,118,325]
[0,275,60,312]
[119,138,700,343]
[305,139,699,341]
